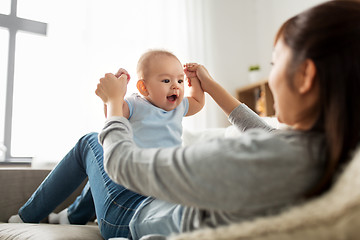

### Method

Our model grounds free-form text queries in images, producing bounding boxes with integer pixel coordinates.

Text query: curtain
[9,0,210,163]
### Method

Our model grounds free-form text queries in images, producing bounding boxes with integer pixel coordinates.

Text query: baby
[39,49,205,225]
[109,49,205,148]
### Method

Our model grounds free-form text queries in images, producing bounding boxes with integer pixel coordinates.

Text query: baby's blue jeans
[18,132,147,239]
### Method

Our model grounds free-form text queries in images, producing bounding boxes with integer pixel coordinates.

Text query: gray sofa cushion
[0,168,87,223]
[0,223,102,240]
[0,168,100,239]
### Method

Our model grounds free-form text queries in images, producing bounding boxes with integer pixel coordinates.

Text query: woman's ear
[298,59,317,94]
[137,80,149,96]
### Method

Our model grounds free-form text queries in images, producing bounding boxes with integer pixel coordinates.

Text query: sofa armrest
[0,168,86,223]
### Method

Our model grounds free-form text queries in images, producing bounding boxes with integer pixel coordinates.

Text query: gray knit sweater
[98,104,325,233]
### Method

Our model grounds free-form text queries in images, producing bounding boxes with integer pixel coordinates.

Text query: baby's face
[142,56,185,111]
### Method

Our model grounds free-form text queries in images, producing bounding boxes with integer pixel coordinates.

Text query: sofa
[0,168,102,239]
[1,125,360,240]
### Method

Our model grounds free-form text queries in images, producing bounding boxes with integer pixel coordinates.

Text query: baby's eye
[178,79,184,84]
[162,79,170,83]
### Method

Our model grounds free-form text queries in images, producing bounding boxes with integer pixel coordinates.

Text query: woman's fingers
[184,63,199,79]
[186,77,192,87]
[115,68,131,82]
[184,63,199,71]
[95,83,107,102]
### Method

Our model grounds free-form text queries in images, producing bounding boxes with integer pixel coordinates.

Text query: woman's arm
[185,64,240,116]
[99,118,317,212]
[185,63,273,131]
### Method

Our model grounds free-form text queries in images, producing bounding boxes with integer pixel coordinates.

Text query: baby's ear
[136,80,149,96]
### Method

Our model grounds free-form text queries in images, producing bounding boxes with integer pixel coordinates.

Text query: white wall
[201,0,326,128]
[255,0,326,80]
[201,0,257,128]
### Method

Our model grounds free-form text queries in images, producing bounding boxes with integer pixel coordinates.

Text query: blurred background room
[0,0,326,166]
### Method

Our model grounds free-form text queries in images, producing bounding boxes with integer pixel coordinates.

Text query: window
[0,0,47,162]
[0,0,11,15]
[1,0,205,164]
[0,29,8,146]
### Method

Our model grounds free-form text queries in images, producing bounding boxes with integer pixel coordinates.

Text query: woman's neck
[292,109,320,131]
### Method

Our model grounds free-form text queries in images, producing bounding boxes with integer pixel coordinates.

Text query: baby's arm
[114,68,130,119]
[185,63,241,116]
[184,69,205,116]
[103,102,130,119]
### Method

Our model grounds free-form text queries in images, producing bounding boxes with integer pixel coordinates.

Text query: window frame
[0,0,47,163]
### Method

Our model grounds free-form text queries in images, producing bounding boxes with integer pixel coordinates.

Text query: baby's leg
[15,134,93,223]
[49,181,95,224]
[79,132,147,239]
[67,181,96,224]
[12,132,147,238]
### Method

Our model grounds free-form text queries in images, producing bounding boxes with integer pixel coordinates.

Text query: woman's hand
[95,72,129,118]
[96,73,128,104]
[184,63,215,93]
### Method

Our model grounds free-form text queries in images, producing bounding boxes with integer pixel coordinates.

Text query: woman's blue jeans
[18,132,147,239]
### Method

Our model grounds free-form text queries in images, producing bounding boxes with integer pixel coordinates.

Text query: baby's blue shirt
[125,93,189,148]
[124,93,189,239]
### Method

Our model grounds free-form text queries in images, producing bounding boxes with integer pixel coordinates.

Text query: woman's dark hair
[276,0,360,196]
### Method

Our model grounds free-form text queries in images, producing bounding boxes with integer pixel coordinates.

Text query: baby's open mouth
[167,95,178,102]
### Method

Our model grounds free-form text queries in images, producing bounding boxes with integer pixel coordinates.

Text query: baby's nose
[171,82,180,89]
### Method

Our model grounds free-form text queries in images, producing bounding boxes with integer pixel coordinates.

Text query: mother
[10,1,360,240]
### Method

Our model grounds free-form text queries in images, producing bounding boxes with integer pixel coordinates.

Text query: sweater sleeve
[99,116,320,212]
[229,104,274,132]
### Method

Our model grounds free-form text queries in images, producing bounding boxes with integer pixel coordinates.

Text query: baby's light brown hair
[136,50,181,80]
